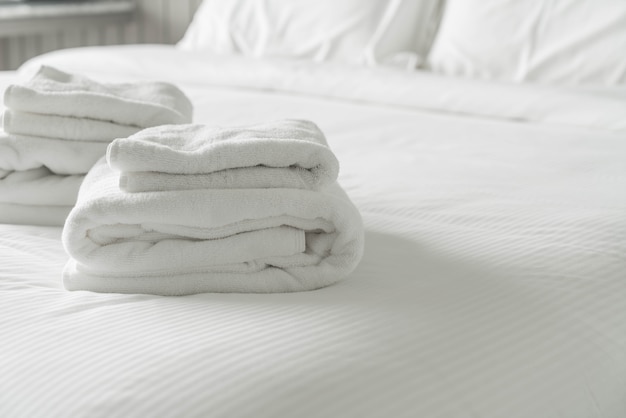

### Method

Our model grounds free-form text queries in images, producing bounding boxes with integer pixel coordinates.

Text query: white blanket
[1,45,625,418]
[21,45,626,132]
[4,65,193,127]
[63,158,364,295]
[108,119,340,192]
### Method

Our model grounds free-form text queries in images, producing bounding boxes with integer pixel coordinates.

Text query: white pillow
[427,0,626,85]
[178,0,441,68]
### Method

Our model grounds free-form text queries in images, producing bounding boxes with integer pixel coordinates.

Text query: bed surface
[1,45,625,418]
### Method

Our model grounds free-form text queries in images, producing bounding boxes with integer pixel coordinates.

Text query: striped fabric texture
[1,47,625,417]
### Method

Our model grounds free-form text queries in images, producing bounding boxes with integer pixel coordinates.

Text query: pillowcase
[427,0,626,85]
[177,0,442,68]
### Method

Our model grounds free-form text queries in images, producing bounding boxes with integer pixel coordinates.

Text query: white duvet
[1,46,625,418]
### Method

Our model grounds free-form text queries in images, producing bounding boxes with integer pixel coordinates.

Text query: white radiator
[0,0,202,71]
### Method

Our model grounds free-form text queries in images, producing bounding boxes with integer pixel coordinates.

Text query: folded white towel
[0,167,83,206]
[108,119,340,192]
[0,130,89,225]
[2,110,140,142]
[0,132,108,175]
[4,65,193,127]
[62,158,364,295]
[120,166,318,193]
[0,66,193,226]
[0,165,82,226]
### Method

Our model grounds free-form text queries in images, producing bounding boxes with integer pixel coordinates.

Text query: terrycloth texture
[4,65,193,127]
[2,109,140,141]
[62,158,364,295]
[120,166,323,193]
[108,120,340,192]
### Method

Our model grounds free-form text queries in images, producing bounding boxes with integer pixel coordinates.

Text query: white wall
[0,0,203,71]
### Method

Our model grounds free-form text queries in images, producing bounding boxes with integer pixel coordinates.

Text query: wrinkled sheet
[1,46,625,418]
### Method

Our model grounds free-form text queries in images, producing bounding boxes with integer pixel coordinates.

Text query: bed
[1,1,625,417]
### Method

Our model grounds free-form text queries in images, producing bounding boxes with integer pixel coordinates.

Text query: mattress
[1,45,625,418]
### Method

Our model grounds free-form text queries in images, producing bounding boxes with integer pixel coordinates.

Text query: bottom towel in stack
[0,131,107,225]
[62,120,364,294]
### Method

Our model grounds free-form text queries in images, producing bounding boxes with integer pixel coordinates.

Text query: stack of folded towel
[0,65,192,225]
[62,119,364,294]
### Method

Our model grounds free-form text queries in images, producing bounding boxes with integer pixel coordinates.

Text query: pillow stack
[0,66,192,225]
[62,120,364,295]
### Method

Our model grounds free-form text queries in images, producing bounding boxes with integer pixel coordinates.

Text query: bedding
[1,45,625,417]
[178,0,441,68]
[427,0,626,85]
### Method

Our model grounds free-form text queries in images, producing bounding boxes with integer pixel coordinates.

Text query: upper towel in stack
[107,120,340,192]
[0,65,193,226]
[62,120,364,295]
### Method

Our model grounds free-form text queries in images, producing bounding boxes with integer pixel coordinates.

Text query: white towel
[0,167,82,206]
[2,110,140,141]
[0,66,193,226]
[0,132,108,175]
[0,166,82,226]
[4,65,193,127]
[119,167,319,193]
[0,130,90,225]
[62,158,364,295]
[107,119,340,192]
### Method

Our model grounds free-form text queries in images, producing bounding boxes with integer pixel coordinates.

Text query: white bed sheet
[1,46,625,418]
